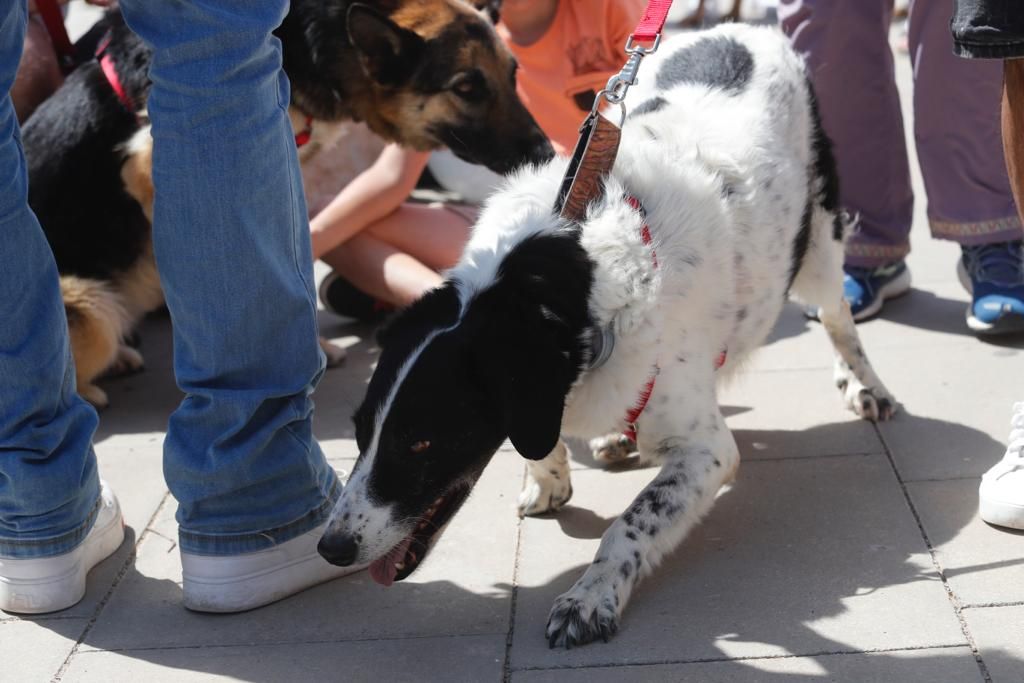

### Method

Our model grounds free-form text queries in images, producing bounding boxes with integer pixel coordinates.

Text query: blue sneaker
[842,261,912,321]
[957,241,1024,335]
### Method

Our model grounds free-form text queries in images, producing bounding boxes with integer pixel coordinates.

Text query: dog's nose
[317,533,359,566]
[526,136,555,165]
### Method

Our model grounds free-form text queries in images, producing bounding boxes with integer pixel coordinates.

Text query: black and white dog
[318,24,896,647]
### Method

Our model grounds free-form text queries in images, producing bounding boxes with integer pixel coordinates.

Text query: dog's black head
[283,0,552,174]
[319,230,593,583]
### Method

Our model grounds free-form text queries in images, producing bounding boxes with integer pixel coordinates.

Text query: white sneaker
[181,522,366,613]
[979,402,1024,530]
[0,481,125,614]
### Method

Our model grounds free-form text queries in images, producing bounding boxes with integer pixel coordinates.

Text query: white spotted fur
[332,24,896,644]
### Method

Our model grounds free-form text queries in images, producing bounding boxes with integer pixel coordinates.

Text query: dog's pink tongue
[369,536,413,587]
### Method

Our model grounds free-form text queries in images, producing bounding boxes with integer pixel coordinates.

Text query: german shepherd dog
[23,1,551,408]
[316,24,896,647]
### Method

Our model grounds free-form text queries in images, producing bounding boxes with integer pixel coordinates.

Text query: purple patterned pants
[780,0,1022,267]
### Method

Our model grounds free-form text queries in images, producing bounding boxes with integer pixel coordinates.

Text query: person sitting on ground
[312,0,644,321]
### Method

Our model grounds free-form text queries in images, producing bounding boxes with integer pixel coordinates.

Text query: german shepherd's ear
[346,3,425,86]
[474,309,574,461]
[469,0,502,24]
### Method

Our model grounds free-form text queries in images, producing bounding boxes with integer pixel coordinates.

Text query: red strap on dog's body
[35,0,77,74]
[621,193,726,441]
[294,116,314,148]
[623,194,658,442]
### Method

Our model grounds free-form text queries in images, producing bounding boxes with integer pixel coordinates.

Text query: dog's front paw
[518,472,572,517]
[838,375,897,422]
[589,433,636,466]
[546,584,620,648]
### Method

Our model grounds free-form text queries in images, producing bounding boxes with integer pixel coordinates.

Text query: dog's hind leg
[518,439,573,517]
[790,209,897,421]
[545,358,739,648]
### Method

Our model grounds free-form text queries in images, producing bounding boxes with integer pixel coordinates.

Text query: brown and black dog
[23,0,552,408]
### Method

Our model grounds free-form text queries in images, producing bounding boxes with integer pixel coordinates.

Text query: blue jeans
[0,1,101,560]
[0,0,339,559]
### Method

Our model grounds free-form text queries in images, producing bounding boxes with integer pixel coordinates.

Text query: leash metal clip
[594,31,664,116]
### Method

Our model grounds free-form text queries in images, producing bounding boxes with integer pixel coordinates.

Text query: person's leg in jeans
[0,0,124,615]
[780,0,915,320]
[910,0,1023,335]
[117,0,358,611]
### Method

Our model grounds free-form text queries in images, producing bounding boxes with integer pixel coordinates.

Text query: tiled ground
[6,4,1024,682]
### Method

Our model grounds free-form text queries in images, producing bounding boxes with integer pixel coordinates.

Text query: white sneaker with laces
[181,522,366,613]
[979,402,1024,530]
[0,481,125,615]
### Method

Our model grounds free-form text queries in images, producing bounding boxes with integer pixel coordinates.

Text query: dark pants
[952,0,1024,59]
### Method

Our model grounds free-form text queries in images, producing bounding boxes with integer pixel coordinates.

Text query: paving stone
[961,605,1024,683]
[93,440,168,545]
[92,316,179,444]
[510,454,964,670]
[907,478,1024,608]
[513,646,983,683]
[873,344,1023,482]
[719,368,886,460]
[80,453,523,651]
[64,634,504,682]
[1,618,88,682]
[543,367,885,472]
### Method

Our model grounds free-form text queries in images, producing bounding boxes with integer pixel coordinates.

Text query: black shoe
[318,272,392,323]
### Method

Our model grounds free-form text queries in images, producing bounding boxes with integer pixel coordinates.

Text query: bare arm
[309,144,430,260]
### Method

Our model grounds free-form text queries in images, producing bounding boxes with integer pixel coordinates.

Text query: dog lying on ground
[316,23,897,647]
[23,1,551,408]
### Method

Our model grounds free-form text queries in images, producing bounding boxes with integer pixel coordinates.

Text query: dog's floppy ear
[480,320,572,460]
[346,3,425,86]
[471,297,578,461]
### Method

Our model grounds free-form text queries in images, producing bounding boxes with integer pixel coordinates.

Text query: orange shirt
[498,0,646,155]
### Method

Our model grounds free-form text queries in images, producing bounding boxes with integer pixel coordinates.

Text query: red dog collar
[96,31,135,113]
[97,30,315,152]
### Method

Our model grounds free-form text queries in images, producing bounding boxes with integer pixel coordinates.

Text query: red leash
[34,0,77,74]
[553,0,734,441]
[633,0,675,43]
